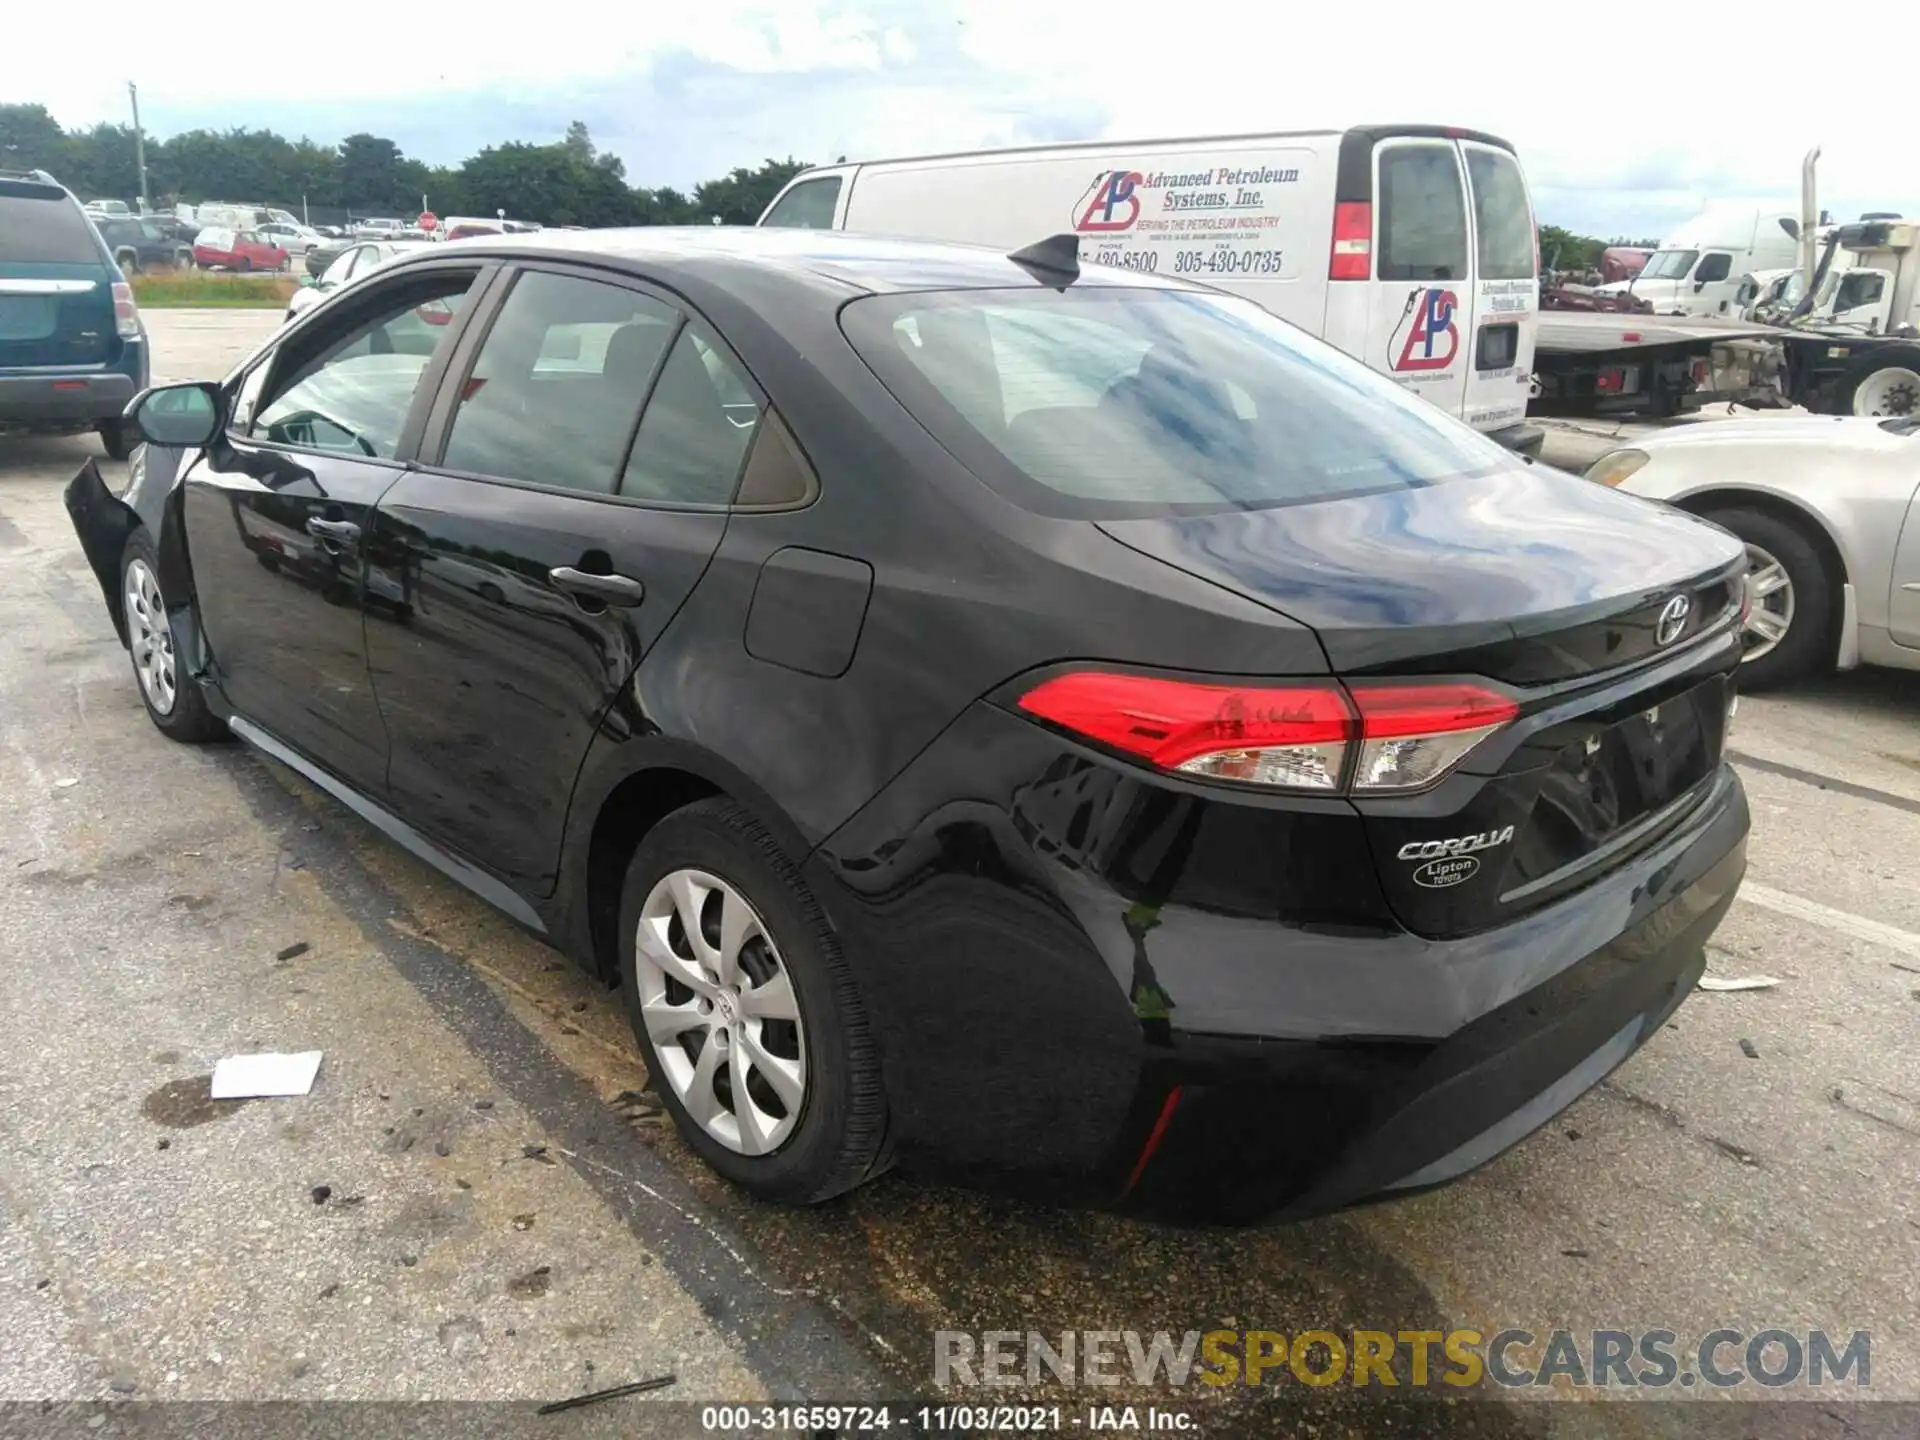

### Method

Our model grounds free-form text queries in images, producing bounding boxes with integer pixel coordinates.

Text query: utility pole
[128,82,149,211]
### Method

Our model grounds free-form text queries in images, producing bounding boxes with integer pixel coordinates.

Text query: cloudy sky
[6,0,1912,239]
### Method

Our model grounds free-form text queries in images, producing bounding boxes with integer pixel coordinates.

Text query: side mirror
[1693,279,1708,292]
[124,382,222,448]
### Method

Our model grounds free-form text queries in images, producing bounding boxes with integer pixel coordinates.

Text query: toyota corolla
[65,228,1750,1221]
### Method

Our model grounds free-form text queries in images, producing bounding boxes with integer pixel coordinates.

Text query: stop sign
[417,211,439,233]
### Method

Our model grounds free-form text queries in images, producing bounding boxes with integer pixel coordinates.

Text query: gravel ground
[0,310,1915,1438]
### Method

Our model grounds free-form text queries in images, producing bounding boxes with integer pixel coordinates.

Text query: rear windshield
[841,287,1512,519]
[0,186,103,264]
[1464,149,1536,281]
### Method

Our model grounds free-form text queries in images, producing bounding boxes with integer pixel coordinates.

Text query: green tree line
[0,105,807,227]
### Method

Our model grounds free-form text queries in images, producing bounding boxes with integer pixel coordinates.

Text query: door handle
[549,566,645,607]
[306,517,361,542]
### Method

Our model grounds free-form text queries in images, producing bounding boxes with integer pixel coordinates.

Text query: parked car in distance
[439,216,506,242]
[352,217,403,238]
[68,227,1751,1222]
[284,238,431,321]
[258,220,323,255]
[1588,414,1920,686]
[1,169,149,458]
[191,226,289,272]
[94,217,196,272]
[83,198,132,219]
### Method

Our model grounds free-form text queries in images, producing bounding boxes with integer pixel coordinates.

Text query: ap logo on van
[1074,170,1144,232]
[1390,288,1460,372]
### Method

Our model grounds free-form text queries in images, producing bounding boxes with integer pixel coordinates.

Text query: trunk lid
[1099,466,1746,938]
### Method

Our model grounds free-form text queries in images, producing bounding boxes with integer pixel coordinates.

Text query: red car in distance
[190,226,290,272]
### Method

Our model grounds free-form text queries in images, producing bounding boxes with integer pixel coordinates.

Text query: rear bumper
[809,697,1749,1223]
[1129,764,1747,1220]
[0,357,144,428]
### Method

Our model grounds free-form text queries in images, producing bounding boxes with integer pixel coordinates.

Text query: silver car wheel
[1742,543,1795,662]
[125,557,178,715]
[633,868,807,1156]
[1852,366,1920,418]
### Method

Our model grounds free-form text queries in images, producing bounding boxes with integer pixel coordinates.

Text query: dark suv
[95,217,195,273]
[0,170,151,459]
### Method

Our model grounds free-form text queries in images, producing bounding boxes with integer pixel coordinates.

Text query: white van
[758,126,1542,450]
[1598,207,1802,317]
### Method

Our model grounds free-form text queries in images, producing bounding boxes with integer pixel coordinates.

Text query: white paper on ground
[210,1051,323,1099]
[1697,975,1782,992]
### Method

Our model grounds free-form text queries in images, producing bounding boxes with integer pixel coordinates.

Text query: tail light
[111,281,140,340]
[1016,673,1517,794]
[1329,202,1372,281]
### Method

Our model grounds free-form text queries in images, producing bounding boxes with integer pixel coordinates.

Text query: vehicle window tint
[252,275,475,457]
[442,270,675,494]
[0,188,101,263]
[1694,252,1732,284]
[1377,146,1468,282]
[1641,249,1698,281]
[1464,148,1535,281]
[761,177,841,229]
[1835,272,1885,312]
[843,287,1510,519]
[619,326,759,505]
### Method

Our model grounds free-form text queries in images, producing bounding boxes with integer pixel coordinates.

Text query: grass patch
[131,270,297,308]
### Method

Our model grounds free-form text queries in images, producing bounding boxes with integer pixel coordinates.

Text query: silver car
[1587,415,1920,686]
[284,240,433,324]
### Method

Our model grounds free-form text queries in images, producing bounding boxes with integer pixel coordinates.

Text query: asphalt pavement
[1,310,1915,1438]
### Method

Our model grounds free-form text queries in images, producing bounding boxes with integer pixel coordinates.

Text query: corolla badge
[1655,594,1691,647]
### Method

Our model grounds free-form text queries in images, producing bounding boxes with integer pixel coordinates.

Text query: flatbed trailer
[1530,311,1785,418]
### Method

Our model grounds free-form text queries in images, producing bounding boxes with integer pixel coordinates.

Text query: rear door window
[0,185,102,263]
[1377,146,1468,282]
[440,269,677,495]
[1463,148,1536,281]
[619,326,759,505]
[760,177,841,229]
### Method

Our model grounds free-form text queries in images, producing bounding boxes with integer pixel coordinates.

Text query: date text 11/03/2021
[700,1404,1195,1433]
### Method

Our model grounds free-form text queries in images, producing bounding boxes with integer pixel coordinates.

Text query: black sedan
[65,229,1751,1220]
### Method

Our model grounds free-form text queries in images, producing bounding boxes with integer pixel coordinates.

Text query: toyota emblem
[1655,594,1691,647]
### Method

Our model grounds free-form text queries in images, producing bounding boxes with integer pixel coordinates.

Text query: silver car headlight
[1585,448,1650,488]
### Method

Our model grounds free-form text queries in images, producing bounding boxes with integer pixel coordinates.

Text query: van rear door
[1365,138,1473,424]
[1458,140,1538,435]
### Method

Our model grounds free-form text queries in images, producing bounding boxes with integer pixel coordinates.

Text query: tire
[120,530,227,743]
[1701,506,1833,689]
[97,419,136,462]
[1841,350,1920,418]
[618,797,887,1204]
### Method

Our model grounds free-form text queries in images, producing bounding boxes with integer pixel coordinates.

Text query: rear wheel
[97,420,135,462]
[1701,506,1832,689]
[1844,354,1920,418]
[618,798,887,1204]
[120,530,226,743]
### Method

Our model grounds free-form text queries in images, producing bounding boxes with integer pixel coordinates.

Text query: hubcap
[1854,366,1920,418]
[124,557,177,715]
[633,869,806,1156]
[1741,543,1795,662]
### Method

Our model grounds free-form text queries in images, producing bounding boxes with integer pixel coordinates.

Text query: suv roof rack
[0,167,61,185]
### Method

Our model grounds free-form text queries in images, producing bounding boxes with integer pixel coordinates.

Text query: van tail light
[1016,673,1516,794]
[1329,202,1373,281]
[111,281,141,340]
